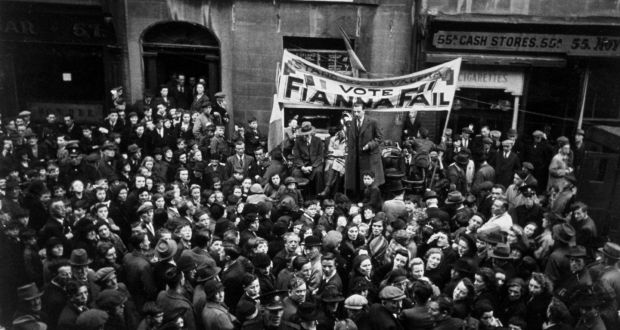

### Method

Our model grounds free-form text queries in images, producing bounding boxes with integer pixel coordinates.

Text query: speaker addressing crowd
[0,82,613,330]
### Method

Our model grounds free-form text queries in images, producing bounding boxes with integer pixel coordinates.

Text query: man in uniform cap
[259,290,287,329]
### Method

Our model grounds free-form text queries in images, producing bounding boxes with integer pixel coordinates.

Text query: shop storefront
[420,17,620,137]
[0,1,119,122]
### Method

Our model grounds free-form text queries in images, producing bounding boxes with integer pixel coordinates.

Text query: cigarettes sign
[433,31,620,57]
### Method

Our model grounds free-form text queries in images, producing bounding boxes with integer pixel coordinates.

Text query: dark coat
[122,251,158,309]
[368,303,403,330]
[226,154,255,177]
[494,151,521,188]
[345,116,384,191]
[42,281,67,330]
[221,260,248,315]
[57,304,84,330]
[401,306,434,330]
[156,290,196,330]
[292,136,325,170]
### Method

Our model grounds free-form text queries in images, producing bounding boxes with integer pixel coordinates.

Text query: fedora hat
[297,302,320,322]
[17,283,43,301]
[600,242,620,260]
[320,285,345,303]
[552,223,576,244]
[566,245,587,258]
[304,235,322,247]
[488,243,514,259]
[382,179,404,192]
[454,151,470,165]
[155,238,178,262]
[297,121,315,136]
[69,248,92,266]
[478,230,507,245]
[445,191,465,204]
[195,261,222,283]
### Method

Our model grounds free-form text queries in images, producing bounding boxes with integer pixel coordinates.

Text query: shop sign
[27,102,103,122]
[433,31,620,57]
[0,3,113,45]
[457,70,524,95]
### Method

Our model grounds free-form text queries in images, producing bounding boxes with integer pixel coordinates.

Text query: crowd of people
[0,78,617,330]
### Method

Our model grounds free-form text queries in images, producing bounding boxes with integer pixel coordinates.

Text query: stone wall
[120,0,413,138]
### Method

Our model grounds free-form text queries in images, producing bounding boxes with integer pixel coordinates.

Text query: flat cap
[522,162,534,171]
[556,136,570,146]
[18,111,31,117]
[490,130,501,138]
[215,92,226,98]
[344,294,368,310]
[137,202,154,215]
[532,130,544,137]
[94,267,116,284]
[96,289,126,310]
[501,139,514,147]
[76,309,109,328]
[378,285,406,301]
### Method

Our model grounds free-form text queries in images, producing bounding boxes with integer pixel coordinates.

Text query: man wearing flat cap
[495,139,521,189]
[368,285,406,330]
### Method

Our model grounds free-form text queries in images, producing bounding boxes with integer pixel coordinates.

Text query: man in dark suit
[171,74,190,109]
[494,139,521,189]
[102,109,125,140]
[226,141,254,177]
[345,101,385,195]
[150,116,175,151]
[292,121,325,195]
[153,85,176,110]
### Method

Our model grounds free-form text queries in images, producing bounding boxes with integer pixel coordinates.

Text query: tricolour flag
[267,94,284,152]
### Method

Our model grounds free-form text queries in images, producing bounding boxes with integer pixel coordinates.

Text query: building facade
[416,0,620,138]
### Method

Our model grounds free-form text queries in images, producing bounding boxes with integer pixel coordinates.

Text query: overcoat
[345,116,384,191]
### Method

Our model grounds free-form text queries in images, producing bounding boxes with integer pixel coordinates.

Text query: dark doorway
[141,21,220,100]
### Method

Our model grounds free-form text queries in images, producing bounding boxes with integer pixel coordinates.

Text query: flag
[267,94,284,152]
[338,25,367,73]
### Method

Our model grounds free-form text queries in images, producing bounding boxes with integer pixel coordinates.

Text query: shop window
[585,63,620,120]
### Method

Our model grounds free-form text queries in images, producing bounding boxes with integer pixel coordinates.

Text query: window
[283,36,353,74]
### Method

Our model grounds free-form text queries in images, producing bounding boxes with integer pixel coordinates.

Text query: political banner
[276,50,461,112]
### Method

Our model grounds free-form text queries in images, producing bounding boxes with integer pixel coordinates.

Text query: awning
[430,13,620,27]
[425,52,566,67]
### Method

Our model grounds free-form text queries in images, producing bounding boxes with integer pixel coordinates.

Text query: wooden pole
[577,66,590,130]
